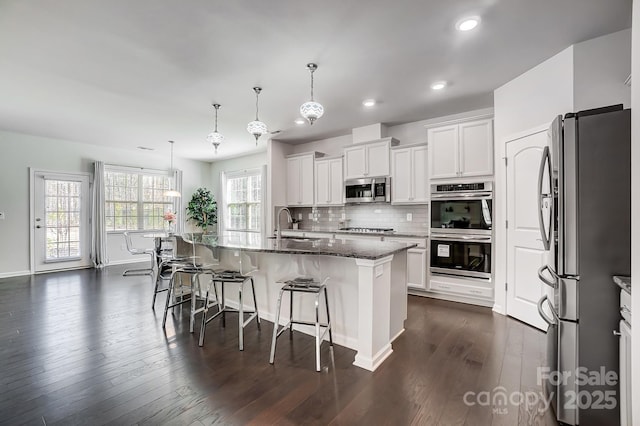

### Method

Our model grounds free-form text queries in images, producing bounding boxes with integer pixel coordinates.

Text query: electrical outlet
[341,213,346,220]
[406,213,413,221]
[0,211,5,220]
[374,209,382,214]
[308,213,313,220]
[298,213,302,220]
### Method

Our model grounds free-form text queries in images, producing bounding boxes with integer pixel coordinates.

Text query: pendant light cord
[310,69,315,101]
[255,91,260,120]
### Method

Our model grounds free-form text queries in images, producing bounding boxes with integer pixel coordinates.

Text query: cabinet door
[407,248,427,290]
[314,160,330,206]
[428,125,459,179]
[411,145,429,203]
[391,148,412,203]
[286,157,301,205]
[328,158,344,205]
[366,141,391,177]
[299,155,315,205]
[459,119,493,177]
[344,146,367,179]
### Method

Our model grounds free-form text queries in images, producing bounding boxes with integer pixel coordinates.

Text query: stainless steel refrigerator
[537,105,631,425]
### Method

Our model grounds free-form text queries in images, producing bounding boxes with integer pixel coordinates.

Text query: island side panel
[390,249,408,341]
[215,249,360,350]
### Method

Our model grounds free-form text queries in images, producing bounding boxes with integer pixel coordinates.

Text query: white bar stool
[122,231,156,276]
[269,276,332,372]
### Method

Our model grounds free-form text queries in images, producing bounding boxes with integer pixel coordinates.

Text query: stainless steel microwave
[345,177,390,203]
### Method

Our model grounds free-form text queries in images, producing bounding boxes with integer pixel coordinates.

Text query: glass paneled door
[32,171,91,272]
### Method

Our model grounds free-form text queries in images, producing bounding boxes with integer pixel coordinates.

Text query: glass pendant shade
[163,140,181,198]
[300,63,324,125]
[207,103,223,154]
[247,87,267,145]
[300,101,324,125]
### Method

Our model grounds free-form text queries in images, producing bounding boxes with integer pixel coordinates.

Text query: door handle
[537,146,552,251]
[613,330,622,337]
[537,265,558,289]
[537,295,557,326]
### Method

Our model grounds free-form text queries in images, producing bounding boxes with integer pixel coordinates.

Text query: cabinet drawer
[429,277,492,299]
[385,237,427,249]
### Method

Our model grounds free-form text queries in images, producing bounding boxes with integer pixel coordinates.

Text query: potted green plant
[186,187,218,234]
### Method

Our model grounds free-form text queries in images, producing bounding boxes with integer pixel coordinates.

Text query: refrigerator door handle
[537,294,558,325]
[537,264,558,289]
[537,146,552,250]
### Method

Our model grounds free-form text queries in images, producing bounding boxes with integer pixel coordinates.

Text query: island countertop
[202,232,416,260]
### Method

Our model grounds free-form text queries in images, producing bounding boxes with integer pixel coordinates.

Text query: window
[104,168,176,232]
[224,170,262,233]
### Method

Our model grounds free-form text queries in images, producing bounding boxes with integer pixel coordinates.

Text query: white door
[32,171,91,273]
[505,130,548,330]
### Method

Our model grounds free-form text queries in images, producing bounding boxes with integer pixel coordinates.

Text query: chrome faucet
[276,207,292,241]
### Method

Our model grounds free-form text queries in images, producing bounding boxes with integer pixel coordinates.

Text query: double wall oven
[430,182,493,280]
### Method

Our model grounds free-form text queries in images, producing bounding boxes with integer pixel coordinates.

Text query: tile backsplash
[287,204,429,232]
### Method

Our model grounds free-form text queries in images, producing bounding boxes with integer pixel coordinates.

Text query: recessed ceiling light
[431,81,447,90]
[294,118,305,125]
[456,16,480,32]
[362,99,376,107]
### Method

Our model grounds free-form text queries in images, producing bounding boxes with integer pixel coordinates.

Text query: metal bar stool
[198,250,260,351]
[269,276,332,372]
[152,235,191,309]
[161,235,220,334]
[122,231,156,276]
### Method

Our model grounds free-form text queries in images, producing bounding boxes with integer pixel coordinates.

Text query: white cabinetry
[344,137,399,179]
[428,273,493,301]
[314,157,343,206]
[618,286,632,426]
[391,144,429,204]
[427,118,493,180]
[286,153,317,206]
[386,237,428,291]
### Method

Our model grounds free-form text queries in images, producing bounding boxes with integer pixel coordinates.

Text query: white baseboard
[0,270,32,279]
[108,258,149,266]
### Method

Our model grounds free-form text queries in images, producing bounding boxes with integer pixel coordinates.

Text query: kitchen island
[200,232,416,371]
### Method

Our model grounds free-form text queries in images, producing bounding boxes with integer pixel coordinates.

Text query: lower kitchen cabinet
[386,237,428,291]
[428,273,493,301]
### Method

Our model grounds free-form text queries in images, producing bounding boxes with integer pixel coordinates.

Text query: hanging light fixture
[163,140,181,198]
[206,103,224,154]
[246,87,268,145]
[300,63,324,125]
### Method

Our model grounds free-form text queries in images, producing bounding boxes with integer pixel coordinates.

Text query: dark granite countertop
[203,233,416,260]
[284,228,430,239]
[613,275,631,294]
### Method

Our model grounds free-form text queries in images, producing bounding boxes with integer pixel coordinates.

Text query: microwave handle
[430,192,492,199]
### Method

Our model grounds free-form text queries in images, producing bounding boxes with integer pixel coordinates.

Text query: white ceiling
[0,0,632,161]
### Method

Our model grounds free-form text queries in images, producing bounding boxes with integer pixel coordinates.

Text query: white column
[353,255,395,371]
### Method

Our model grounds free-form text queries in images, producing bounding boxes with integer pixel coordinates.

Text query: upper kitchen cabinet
[315,156,344,206]
[427,118,494,180]
[343,137,399,179]
[286,152,322,206]
[391,144,429,204]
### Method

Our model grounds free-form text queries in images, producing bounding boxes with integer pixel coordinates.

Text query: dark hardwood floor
[0,265,557,425]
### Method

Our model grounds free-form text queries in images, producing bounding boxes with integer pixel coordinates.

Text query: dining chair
[122,231,156,277]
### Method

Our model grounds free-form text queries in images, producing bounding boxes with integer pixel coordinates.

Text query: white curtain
[90,161,108,268]
[173,169,184,234]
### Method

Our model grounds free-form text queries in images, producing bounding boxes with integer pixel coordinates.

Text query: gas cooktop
[338,227,394,234]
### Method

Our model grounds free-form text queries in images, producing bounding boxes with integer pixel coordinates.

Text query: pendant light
[163,140,181,198]
[206,103,224,154]
[246,87,268,145]
[300,63,324,125]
